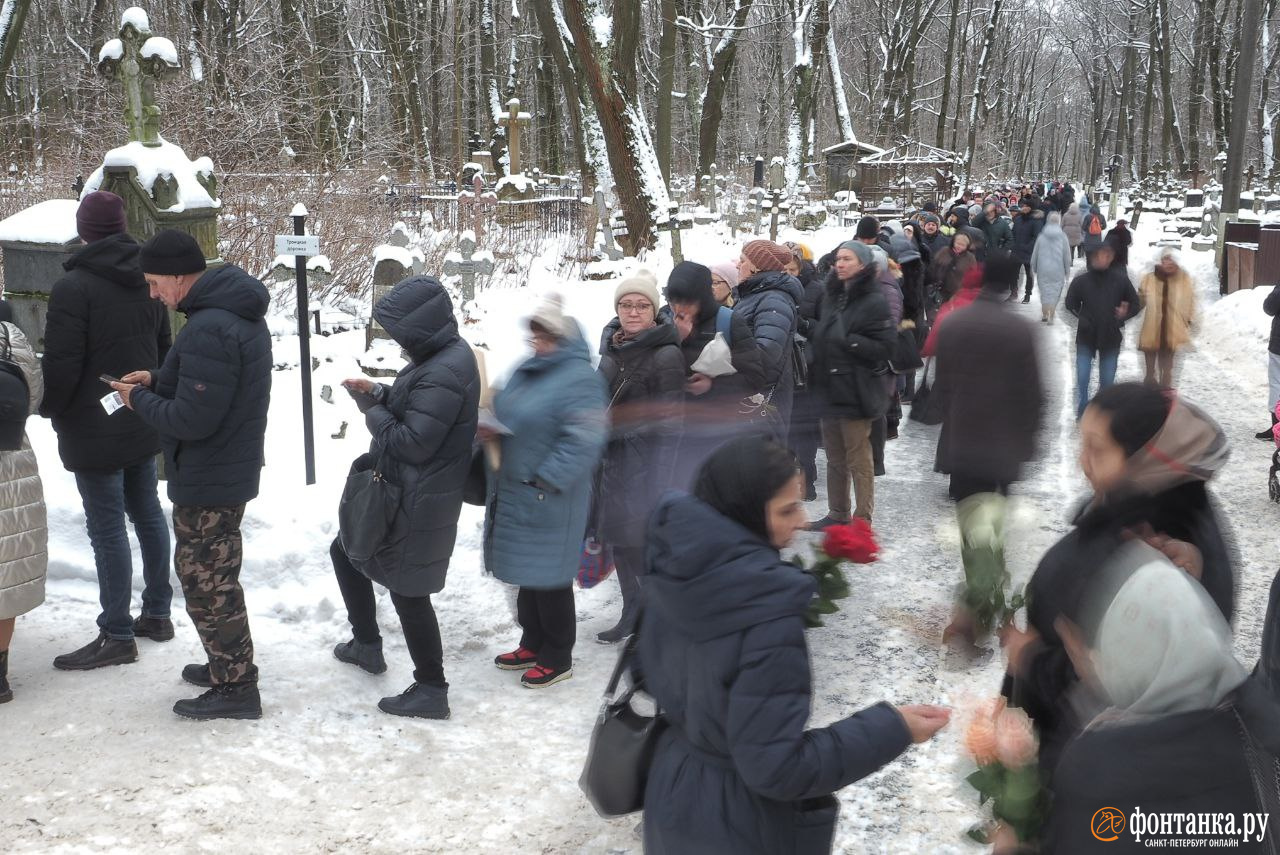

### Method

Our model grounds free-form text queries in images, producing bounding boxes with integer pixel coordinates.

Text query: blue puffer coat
[131,264,271,507]
[352,277,480,597]
[734,271,803,432]
[484,327,606,589]
[638,494,913,855]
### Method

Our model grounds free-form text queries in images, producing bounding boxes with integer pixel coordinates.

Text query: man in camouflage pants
[115,230,273,720]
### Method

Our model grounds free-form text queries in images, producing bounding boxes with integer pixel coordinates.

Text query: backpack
[1088,215,1103,237]
[0,323,31,451]
[714,305,733,346]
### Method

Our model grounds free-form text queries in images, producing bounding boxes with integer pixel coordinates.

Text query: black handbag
[338,449,402,563]
[791,334,809,391]
[889,327,924,374]
[0,323,31,451]
[462,444,487,506]
[909,358,943,426]
[579,628,668,817]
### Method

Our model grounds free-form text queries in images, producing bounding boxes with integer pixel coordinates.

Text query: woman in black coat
[593,272,685,643]
[638,436,949,855]
[333,276,481,720]
[1001,384,1236,780]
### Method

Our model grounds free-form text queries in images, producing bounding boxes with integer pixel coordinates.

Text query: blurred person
[867,251,904,470]
[1042,546,1278,855]
[1064,245,1140,419]
[593,271,683,643]
[1137,248,1197,387]
[1029,211,1073,324]
[1103,218,1133,271]
[709,261,737,308]
[929,231,978,308]
[332,276,479,720]
[1079,198,1107,257]
[932,254,1044,653]
[486,295,606,687]
[1010,197,1045,302]
[1000,384,1236,779]
[0,320,45,703]
[734,240,803,440]
[1061,201,1084,259]
[1261,283,1280,440]
[42,191,174,671]
[638,436,951,855]
[662,261,766,479]
[976,203,1013,259]
[809,241,895,526]
[115,229,271,721]
[919,212,951,260]
[785,242,824,501]
[922,263,984,359]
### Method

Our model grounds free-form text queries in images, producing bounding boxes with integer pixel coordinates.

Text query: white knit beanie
[529,292,572,338]
[613,269,661,311]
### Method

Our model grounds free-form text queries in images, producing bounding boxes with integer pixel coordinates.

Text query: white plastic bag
[690,333,737,377]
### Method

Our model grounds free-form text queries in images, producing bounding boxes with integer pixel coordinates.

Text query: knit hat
[741,240,791,272]
[855,215,881,240]
[664,260,716,320]
[613,269,660,311]
[923,200,939,213]
[709,261,739,292]
[783,241,814,262]
[868,245,890,271]
[139,229,207,275]
[920,212,942,227]
[76,190,127,243]
[529,292,573,338]
[836,240,876,268]
[889,234,921,265]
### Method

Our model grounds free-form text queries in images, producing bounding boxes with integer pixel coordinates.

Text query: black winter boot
[333,639,387,674]
[0,650,12,703]
[132,615,175,642]
[378,682,450,720]
[173,682,262,720]
[1256,412,1278,441]
[53,633,138,671]
[182,663,213,687]
[596,565,641,645]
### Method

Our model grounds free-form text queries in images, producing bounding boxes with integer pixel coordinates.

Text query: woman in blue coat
[486,294,606,688]
[639,436,950,854]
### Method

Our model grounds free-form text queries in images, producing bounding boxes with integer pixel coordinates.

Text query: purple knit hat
[76,191,127,243]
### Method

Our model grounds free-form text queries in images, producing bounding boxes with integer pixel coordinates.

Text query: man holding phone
[41,190,174,672]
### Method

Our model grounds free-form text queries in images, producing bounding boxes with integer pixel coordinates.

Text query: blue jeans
[1076,345,1119,419]
[74,458,173,640]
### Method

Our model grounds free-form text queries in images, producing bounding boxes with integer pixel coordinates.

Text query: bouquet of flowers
[795,519,879,628]
[963,697,1046,844]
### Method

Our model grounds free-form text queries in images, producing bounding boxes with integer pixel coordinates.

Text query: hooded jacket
[595,317,684,547]
[1003,397,1237,777]
[1010,208,1046,263]
[1061,204,1084,247]
[131,264,272,507]
[1064,265,1141,351]
[1030,221,1073,307]
[40,233,172,472]
[350,277,480,596]
[734,270,804,430]
[810,267,896,420]
[484,325,606,589]
[638,494,912,855]
[1137,267,1198,352]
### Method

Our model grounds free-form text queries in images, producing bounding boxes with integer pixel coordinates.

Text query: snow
[307,255,332,273]
[98,38,123,64]
[3,214,1276,852]
[120,6,150,33]
[290,203,308,218]
[0,199,80,244]
[83,138,219,213]
[140,36,178,66]
[494,174,533,194]
[372,244,423,270]
[591,12,611,45]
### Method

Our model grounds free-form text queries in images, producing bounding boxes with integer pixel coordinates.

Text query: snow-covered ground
[1,215,1275,853]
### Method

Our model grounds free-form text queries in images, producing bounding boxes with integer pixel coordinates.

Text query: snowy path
[2,240,1275,854]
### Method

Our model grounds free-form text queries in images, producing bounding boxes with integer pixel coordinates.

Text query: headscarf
[692,436,798,546]
[1107,395,1229,503]
[1087,543,1247,722]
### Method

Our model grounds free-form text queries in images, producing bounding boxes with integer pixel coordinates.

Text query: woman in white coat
[1030,211,1074,324]
[0,319,46,703]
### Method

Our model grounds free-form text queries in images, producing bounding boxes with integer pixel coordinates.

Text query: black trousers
[788,390,822,490]
[331,538,446,688]
[1020,262,1034,298]
[948,474,1010,502]
[517,586,576,671]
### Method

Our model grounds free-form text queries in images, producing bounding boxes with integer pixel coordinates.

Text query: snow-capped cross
[499,98,532,176]
[443,232,495,302]
[97,7,181,147]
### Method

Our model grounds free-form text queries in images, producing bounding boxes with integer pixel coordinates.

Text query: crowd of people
[0,185,1277,853]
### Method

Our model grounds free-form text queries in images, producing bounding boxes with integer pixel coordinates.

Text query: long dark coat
[810,267,896,421]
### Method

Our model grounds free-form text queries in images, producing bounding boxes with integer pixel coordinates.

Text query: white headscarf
[1092,545,1247,720]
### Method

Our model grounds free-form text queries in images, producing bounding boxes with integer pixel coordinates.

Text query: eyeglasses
[618,302,653,314]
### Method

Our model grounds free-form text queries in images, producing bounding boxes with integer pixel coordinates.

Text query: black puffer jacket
[40,234,171,472]
[353,277,479,596]
[735,271,803,425]
[662,304,767,406]
[639,494,912,855]
[1064,266,1141,351]
[1011,209,1045,263]
[131,264,272,507]
[810,267,895,420]
[595,317,684,547]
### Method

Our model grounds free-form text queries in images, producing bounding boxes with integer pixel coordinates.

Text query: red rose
[821,519,878,564]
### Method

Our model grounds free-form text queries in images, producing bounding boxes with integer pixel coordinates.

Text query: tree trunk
[963,0,1002,180]
[1188,0,1216,165]
[825,3,856,143]
[785,0,830,191]
[529,0,598,188]
[936,0,961,149]
[655,0,677,180]
[695,0,756,181]
[1156,0,1187,165]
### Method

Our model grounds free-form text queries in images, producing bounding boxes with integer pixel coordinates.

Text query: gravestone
[366,239,425,350]
[495,98,535,204]
[443,232,495,301]
[593,189,622,261]
[655,202,692,264]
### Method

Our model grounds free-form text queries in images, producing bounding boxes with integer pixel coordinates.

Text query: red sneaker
[520,664,572,688]
[494,646,538,671]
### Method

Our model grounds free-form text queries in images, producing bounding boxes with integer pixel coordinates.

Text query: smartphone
[99,373,121,385]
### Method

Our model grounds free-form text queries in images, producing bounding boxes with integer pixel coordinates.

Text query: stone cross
[594,189,622,260]
[767,160,786,242]
[443,233,494,302]
[499,98,531,175]
[463,173,496,241]
[97,8,180,147]
[750,187,766,236]
[1246,163,1257,192]
[1182,160,1206,190]
[656,202,692,264]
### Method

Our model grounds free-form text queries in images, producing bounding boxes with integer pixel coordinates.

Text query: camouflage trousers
[173,504,257,685]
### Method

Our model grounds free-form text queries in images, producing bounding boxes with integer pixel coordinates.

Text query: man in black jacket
[113,230,272,720]
[45,191,175,673]
[1064,245,1140,419]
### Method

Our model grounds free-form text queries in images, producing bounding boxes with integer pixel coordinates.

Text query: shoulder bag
[338,448,402,563]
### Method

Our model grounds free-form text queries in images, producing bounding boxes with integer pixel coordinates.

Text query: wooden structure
[849,139,961,209]
[822,139,884,196]
[1221,222,1280,294]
